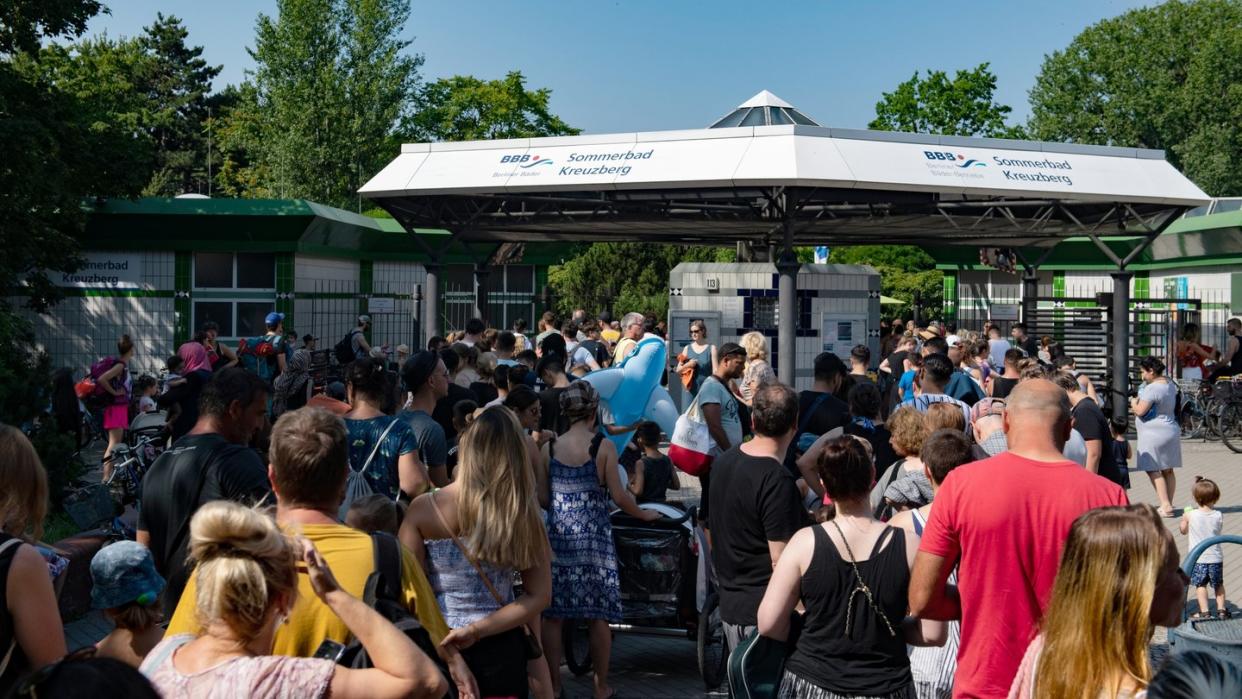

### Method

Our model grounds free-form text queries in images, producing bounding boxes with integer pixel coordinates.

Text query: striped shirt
[908,509,959,699]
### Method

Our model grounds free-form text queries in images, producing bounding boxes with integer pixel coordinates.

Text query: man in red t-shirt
[909,379,1128,698]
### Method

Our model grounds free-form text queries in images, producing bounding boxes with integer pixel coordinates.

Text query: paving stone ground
[64,439,1242,696]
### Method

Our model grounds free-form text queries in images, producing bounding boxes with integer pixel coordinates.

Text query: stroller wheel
[561,620,592,677]
[697,592,726,690]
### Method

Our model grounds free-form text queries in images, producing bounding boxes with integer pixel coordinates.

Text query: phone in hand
[312,639,346,662]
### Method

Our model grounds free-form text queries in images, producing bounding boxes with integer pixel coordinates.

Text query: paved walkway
[64,439,1242,696]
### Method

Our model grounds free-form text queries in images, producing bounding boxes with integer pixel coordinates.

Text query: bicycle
[1212,376,1242,454]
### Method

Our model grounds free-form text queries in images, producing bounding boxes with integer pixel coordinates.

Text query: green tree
[225,0,420,208]
[548,244,733,321]
[410,71,579,141]
[138,13,222,196]
[869,63,1025,138]
[830,246,942,321]
[1028,0,1242,196]
[1,0,141,492]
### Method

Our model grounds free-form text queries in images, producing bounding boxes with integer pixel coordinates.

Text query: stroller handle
[1180,534,1242,622]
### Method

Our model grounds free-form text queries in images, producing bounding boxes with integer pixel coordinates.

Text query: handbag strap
[828,520,897,638]
[429,494,510,609]
[0,538,26,676]
[356,418,399,474]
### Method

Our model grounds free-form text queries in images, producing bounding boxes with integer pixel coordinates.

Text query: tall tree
[224,0,420,208]
[869,63,1024,138]
[829,246,942,321]
[410,71,579,142]
[138,13,222,196]
[1028,0,1242,196]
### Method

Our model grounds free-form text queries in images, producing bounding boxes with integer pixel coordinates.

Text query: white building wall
[22,251,176,377]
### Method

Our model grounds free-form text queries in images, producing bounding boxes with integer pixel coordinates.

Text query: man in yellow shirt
[612,311,647,365]
[164,407,474,693]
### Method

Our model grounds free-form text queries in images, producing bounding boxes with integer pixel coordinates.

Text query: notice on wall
[368,297,396,314]
[991,303,1020,321]
[822,313,867,362]
[54,252,143,289]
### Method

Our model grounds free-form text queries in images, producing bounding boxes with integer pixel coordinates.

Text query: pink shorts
[102,403,129,431]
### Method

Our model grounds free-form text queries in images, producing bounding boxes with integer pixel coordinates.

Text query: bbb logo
[500,154,553,168]
[924,151,986,168]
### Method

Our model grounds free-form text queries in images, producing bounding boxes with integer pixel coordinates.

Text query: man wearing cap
[351,315,373,360]
[91,541,166,666]
[399,350,451,487]
[263,311,289,377]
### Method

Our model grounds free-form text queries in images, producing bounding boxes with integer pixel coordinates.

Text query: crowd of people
[3,308,1241,698]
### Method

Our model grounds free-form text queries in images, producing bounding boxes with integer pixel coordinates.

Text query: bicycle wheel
[697,592,726,690]
[561,620,592,677]
[1179,398,1206,439]
[1220,404,1242,454]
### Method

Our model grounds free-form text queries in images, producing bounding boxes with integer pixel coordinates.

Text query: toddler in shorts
[1181,476,1227,619]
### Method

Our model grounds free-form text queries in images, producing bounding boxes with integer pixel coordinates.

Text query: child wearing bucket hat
[90,541,166,667]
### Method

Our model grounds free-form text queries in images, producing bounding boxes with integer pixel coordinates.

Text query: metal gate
[309,280,420,354]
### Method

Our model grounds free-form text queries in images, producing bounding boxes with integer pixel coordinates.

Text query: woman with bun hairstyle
[1008,504,1189,699]
[401,406,553,698]
[140,500,447,699]
[0,425,66,695]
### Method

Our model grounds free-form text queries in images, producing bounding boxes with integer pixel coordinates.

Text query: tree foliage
[548,244,733,322]
[869,63,1024,138]
[830,246,942,321]
[217,0,421,208]
[410,71,579,142]
[1028,0,1242,196]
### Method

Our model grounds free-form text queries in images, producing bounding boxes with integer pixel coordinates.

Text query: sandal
[1190,611,1212,620]
[1218,609,1232,620]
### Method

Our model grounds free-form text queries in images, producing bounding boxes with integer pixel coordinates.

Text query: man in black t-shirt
[137,368,273,617]
[786,352,850,474]
[1055,371,1126,487]
[432,347,478,445]
[710,383,808,651]
[1011,322,1039,358]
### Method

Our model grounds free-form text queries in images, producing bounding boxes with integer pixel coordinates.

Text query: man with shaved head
[909,379,1128,698]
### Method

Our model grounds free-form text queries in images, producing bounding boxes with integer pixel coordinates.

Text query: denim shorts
[1191,562,1224,588]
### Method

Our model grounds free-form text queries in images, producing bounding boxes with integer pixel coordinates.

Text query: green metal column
[174,252,192,345]
[359,260,374,343]
[276,253,295,329]
[941,272,957,324]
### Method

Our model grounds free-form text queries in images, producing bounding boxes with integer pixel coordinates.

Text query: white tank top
[1188,508,1223,564]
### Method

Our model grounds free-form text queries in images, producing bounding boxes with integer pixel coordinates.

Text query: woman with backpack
[341,358,429,517]
[96,335,135,481]
[399,406,553,698]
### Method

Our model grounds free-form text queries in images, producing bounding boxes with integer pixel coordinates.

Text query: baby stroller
[562,501,726,689]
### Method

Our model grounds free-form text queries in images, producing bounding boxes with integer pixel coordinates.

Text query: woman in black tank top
[755,436,944,698]
[990,375,1019,400]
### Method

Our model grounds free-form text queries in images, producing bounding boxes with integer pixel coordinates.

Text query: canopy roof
[361,103,1209,249]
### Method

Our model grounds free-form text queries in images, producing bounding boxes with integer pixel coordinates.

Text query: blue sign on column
[814,246,830,264]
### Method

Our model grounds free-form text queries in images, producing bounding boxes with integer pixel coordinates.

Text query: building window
[753,297,778,330]
[193,253,277,338]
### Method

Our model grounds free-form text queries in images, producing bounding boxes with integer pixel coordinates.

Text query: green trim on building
[941,273,957,322]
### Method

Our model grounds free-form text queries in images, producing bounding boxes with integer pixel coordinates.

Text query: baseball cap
[401,350,439,391]
[265,311,285,326]
[559,380,600,422]
[970,397,1006,423]
[918,328,940,340]
[946,336,962,348]
[90,541,165,610]
[719,342,746,359]
[358,315,371,325]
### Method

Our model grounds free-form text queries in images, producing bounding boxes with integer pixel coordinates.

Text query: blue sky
[87,0,1154,134]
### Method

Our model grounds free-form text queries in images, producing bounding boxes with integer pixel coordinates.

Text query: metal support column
[1110,271,1133,422]
[423,261,440,342]
[1021,267,1040,323]
[776,217,799,386]
[473,263,491,323]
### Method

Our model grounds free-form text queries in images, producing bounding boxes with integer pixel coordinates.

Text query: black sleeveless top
[0,534,31,696]
[991,376,1019,400]
[784,525,913,695]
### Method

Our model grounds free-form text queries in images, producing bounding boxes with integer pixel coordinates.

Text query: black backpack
[338,532,454,695]
[334,330,359,366]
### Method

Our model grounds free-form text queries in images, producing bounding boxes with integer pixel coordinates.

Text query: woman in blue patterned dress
[541,381,659,699]
[342,357,430,506]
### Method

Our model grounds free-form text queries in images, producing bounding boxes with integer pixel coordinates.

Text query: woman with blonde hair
[0,425,66,695]
[1008,504,1189,699]
[736,331,776,406]
[401,406,552,698]
[140,500,445,699]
